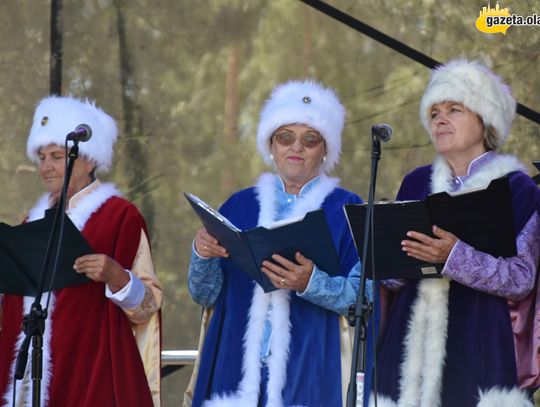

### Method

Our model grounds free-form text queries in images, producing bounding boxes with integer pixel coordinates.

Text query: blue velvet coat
[192,186,367,407]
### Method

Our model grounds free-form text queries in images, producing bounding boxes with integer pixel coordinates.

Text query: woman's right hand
[194,228,229,258]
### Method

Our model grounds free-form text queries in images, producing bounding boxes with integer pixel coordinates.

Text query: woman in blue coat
[187,80,374,407]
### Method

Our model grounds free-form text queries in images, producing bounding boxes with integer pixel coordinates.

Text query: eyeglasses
[272,130,324,148]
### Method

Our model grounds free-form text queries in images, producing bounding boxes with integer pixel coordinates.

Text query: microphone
[372,123,392,142]
[66,124,92,142]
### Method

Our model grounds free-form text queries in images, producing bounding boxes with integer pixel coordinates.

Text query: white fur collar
[397,279,450,407]
[255,172,340,227]
[430,153,526,193]
[27,182,121,230]
[205,173,339,407]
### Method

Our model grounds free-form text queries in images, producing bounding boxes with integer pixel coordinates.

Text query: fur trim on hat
[419,59,516,149]
[27,96,118,173]
[256,80,345,173]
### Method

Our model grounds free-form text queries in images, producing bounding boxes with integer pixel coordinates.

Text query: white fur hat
[27,96,118,173]
[256,79,345,173]
[419,59,516,148]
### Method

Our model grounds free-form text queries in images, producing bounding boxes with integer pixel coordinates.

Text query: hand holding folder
[0,209,92,296]
[344,176,517,280]
[185,193,341,292]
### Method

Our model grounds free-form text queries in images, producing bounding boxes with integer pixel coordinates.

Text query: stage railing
[161,350,198,366]
[161,349,198,377]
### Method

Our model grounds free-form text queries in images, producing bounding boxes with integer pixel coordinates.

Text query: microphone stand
[13,141,81,407]
[346,130,382,407]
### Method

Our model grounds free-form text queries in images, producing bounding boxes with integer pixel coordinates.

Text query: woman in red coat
[0,96,162,406]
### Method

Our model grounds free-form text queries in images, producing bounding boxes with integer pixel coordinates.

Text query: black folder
[184,193,341,292]
[344,176,516,280]
[0,209,92,296]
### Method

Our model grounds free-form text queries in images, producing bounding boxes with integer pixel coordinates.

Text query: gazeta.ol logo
[476,2,540,34]
[476,2,511,34]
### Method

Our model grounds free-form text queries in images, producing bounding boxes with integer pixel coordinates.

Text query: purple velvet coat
[375,164,540,407]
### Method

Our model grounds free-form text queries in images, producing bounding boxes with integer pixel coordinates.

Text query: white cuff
[105,270,145,309]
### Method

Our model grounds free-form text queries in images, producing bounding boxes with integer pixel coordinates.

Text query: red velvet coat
[0,196,154,406]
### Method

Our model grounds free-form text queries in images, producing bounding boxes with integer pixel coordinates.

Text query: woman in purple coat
[374,59,540,407]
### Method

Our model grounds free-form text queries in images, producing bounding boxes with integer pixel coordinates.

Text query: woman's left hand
[261,252,314,291]
[401,225,458,264]
[74,254,130,293]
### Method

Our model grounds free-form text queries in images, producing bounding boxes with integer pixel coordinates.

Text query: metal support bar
[161,350,198,366]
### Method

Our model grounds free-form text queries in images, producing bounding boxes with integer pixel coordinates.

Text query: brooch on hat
[302,96,311,104]
[40,116,48,126]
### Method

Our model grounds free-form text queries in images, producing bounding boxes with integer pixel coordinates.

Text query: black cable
[299,0,540,126]
[368,171,378,407]
[299,0,439,67]
[11,359,17,407]
[13,141,79,407]
[45,139,72,309]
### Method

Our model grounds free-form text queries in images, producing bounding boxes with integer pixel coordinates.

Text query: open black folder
[344,176,517,280]
[0,209,92,296]
[184,193,341,292]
